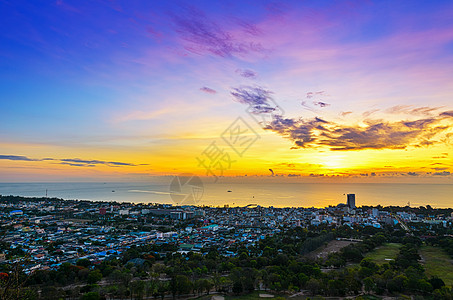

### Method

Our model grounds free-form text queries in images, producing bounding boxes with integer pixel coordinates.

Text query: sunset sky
[1,0,453,182]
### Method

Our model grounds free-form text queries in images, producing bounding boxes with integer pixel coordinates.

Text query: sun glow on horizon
[0,1,453,182]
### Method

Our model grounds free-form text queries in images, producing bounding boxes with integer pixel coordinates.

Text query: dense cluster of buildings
[0,194,452,273]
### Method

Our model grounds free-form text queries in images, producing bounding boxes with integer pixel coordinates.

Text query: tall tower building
[347,194,356,209]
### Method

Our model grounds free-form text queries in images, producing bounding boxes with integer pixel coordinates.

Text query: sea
[0,180,452,208]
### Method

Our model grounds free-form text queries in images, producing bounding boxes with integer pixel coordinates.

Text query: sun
[320,154,347,170]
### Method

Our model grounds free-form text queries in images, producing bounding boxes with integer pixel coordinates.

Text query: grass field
[224,291,278,299]
[200,292,377,300]
[194,292,269,300]
[365,243,401,265]
[420,246,453,287]
[305,240,356,260]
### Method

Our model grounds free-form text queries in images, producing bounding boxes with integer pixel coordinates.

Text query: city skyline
[1,1,453,181]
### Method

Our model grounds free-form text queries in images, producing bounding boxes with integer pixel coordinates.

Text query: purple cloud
[362,109,380,117]
[0,155,37,161]
[60,158,137,166]
[231,85,278,114]
[340,111,353,117]
[306,91,326,99]
[200,87,217,94]
[433,171,451,176]
[264,115,329,148]
[385,105,443,116]
[60,162,96,167]
[264,113,453,151]
[440,110,453,117]
[0,155,141,167]
[313,101,330,107]
[236,68,258,79]
[172,7,264,58]
[230,86,453,151]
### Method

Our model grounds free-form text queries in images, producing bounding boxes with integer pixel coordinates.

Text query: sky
[1,0,453,182]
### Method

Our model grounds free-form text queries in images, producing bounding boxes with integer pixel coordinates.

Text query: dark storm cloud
[172,7,263,57]
[200,86,217,94]
[231,86,277,114]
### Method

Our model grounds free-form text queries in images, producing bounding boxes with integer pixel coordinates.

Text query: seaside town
[1,194,452,276]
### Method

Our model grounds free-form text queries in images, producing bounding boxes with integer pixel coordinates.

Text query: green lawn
[225,292,272,300]
[202,292,377,300]
[365,243,401,265]
[420,246,453,287]
[223,291,285,299]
